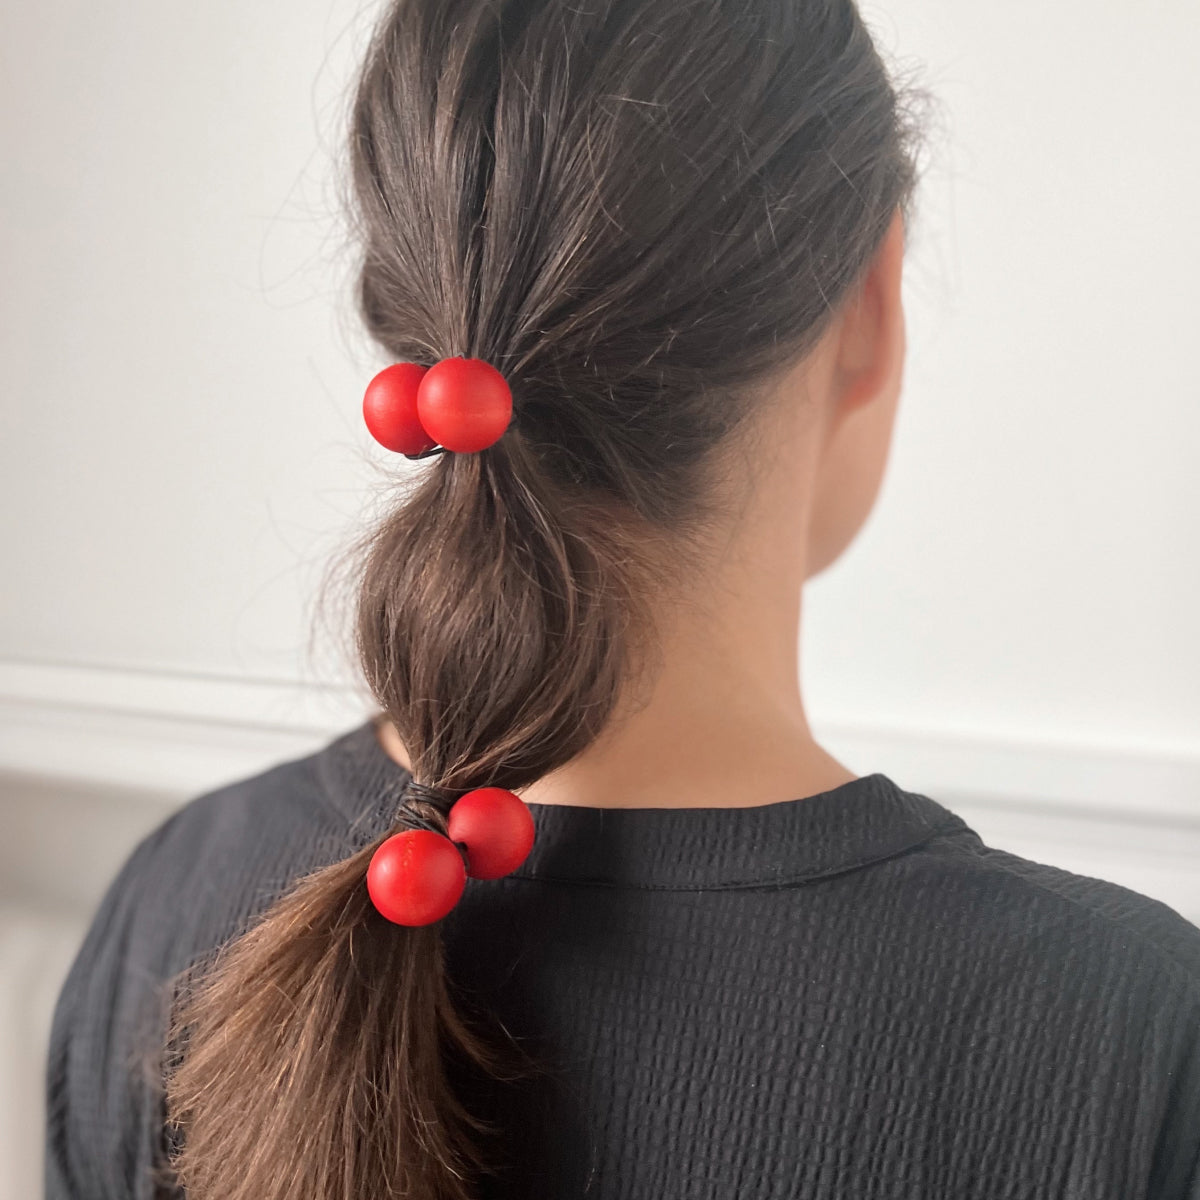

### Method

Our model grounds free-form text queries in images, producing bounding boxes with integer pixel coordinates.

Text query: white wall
[1,0,1198,884]
[0,0,380,683]
[3,0,1199,796]
[809,0,1200,758]
[1,2,1199,1192]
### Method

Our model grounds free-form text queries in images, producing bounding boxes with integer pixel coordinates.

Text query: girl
[46,1,1200,1197]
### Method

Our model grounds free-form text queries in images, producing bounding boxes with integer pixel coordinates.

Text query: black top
[46,718,1200,1199]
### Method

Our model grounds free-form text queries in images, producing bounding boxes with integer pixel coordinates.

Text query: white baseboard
[0,658,377,798]
[0,656,1196,922]
[814,721,1200,822]
[1,656,1198,815]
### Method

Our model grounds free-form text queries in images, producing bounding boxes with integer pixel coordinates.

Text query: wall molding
[0,658,376,798]
[1,656,1198,816]
[1,657,1196,921]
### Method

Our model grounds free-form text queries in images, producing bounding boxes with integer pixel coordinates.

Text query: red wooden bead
[366,829,466,926]
[363,363,437,456]
[417,357,512,454]
[447,787,535,880]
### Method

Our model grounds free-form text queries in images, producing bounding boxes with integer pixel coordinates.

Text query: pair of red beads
[363,357,513,456]
[366,786,535,926]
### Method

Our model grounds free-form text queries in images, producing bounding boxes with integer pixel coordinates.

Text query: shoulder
[934,827,1200,988]
[986,839,1199,980]
[100,737,367,973]
[898,822,1200,1198]
[44,737,361,1199]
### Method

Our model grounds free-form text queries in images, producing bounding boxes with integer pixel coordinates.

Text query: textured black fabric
[45,718,1200,1198]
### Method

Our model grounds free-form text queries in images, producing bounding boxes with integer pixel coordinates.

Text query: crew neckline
[316,717,975,891]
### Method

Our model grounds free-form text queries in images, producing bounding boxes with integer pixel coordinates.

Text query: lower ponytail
[159,446,660,1199]
[161,799,529,1200]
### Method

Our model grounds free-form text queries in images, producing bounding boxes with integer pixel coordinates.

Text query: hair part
[161,1,928,1196]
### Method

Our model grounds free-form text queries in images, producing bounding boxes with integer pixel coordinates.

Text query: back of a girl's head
[162,3,925,1198]
[347,0,921,789]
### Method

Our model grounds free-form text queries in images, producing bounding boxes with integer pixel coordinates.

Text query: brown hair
[160,1,927,1196]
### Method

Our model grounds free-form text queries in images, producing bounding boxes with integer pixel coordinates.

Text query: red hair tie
[366,786,535,927]
[362,357,513,457]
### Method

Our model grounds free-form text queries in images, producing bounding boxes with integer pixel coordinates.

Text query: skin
[378,207,907,810]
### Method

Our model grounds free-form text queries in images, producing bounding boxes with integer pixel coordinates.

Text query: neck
[376,468,855,811]
[515,611,856,810]
[374,602,855,810]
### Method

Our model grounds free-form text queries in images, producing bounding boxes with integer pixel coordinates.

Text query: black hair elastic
[393,779,461,833]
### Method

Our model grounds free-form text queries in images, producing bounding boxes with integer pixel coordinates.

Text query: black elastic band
[390,778,462,838]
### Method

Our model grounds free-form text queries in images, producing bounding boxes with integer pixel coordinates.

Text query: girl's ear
[830,208,907,419]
